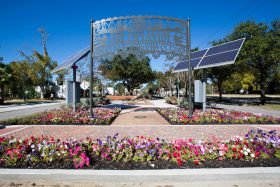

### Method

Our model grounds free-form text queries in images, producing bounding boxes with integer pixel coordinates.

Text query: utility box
[66,80,81,105]
[194,80,203,102]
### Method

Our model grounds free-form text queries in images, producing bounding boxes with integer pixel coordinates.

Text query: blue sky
[0,0,279,71]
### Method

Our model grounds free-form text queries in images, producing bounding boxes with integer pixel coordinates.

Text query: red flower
[177,158,183,166]
[172,151,181,158]
[194,160,200,165]
[232,147,237,152]
[238,152,244,159]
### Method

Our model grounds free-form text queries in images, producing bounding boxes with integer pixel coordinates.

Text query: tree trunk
[127,85,133,96]
[217,81,223,102]
[0,85,4,104]
[40,85,45,99]
[184,79,188,98]
[260,74,266,105]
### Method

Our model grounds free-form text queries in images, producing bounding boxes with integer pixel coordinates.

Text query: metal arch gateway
[52,15,193,116]
[92,15,189,62]
[89,15,193,116]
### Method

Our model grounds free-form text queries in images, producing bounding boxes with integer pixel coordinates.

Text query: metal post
[90,19,94,116]
[72,63,76,112]
[186,18,192,118]
[177,73,180,105]
[202,69,206,111]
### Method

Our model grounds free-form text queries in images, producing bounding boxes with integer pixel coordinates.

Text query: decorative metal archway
[89,15,192,116]
[92,15,188,62]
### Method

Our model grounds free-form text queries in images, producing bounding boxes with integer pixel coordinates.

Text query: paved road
[0,102,63,120]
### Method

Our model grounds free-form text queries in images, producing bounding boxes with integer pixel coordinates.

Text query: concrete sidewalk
[0,167,279,187]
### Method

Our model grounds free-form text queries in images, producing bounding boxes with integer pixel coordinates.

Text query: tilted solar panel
[173,58,201,72]
[205,38,244,56]
[191,49,207,59]
[52,47,90,73]
[172,38,245,73]
[198,49,239,68]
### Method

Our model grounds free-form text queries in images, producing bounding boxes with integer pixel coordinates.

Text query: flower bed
[0,107,121,125]
[0,130,279,169]
[157,108,280,124]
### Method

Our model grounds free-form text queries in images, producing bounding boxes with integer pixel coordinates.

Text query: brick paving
[0,100,279,141]
[0,124,279,141]
[112,110,170,125]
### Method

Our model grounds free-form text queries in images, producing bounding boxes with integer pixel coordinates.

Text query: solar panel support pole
[186,18,193,118]
[90,19,94,117]
[72,63,77,112]
[177,73,180,105]
[202,69,207,111]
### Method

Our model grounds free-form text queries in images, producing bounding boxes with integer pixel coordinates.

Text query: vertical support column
[90,19,94,116]
[177,73,180,105]
[72,63,77,112]
[202,69,207,111]
[186,18,192,118]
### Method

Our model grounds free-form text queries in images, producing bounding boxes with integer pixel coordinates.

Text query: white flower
[250,154,255,158]
[244,151,248,156]
[31,144,35,149]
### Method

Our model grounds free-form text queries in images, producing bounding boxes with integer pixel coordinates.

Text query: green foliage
[56,69,67,85]
[115,82,126,95]
[207,19,280,103]
[0,62,13,104]
[228,19,280,103]
[19,28,57,98]
[99,54,155,95]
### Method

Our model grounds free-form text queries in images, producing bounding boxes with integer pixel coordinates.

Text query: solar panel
[191,49,207,59]
[198,49,239,68]
[205,38,244,56]
[52,47,90,73]
[173,58,201,72]
[172,38,245,72]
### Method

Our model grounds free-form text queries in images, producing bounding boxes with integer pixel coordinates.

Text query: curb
[0,167,279,186]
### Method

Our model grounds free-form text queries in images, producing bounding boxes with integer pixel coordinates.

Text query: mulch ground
[1,158,279,170]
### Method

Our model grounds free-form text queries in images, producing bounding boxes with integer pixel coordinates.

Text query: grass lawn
[207,94,280,98]
[243,104,280,111]
[4,98,63,105]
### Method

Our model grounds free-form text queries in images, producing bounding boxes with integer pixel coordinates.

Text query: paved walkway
[112,110,170,125]
[1,124,279,141]
[0,99,279,141]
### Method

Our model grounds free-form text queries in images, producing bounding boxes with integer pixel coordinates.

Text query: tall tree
[21,28,57,98]
[9,60,34,98]
[227,19,280,104]
[0,62,13,104]
[99,54,155,95]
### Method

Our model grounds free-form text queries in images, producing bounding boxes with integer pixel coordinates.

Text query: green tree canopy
[0,62,13,104]
[20,28,57,98]
[99,54,155,95]
[228,19,280,104]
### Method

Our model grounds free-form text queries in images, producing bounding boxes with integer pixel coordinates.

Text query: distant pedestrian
[50,93,54,101]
